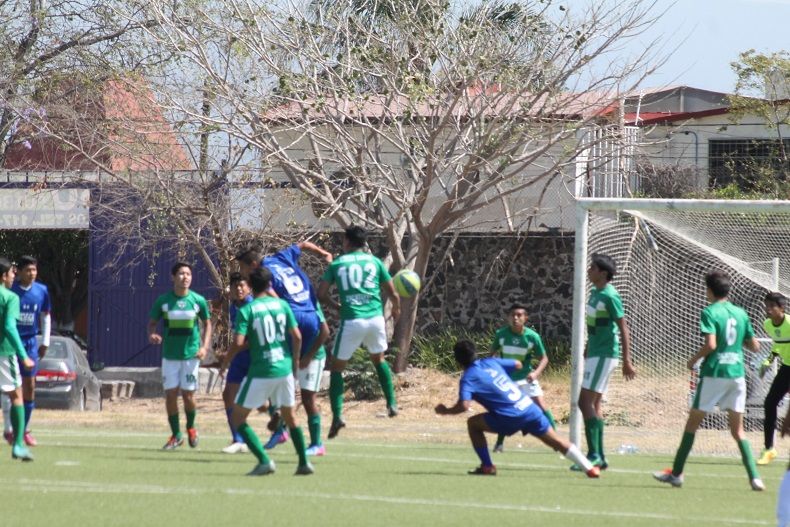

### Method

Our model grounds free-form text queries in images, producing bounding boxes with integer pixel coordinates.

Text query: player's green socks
[737,439,759,480]
[374,361,396,408]
[185,409,196,429]
[290,427,308,467]
[596,417,605,460]
[11,404,25,447]
[238,422,270,465]
[672,431,695,476]
[544,409,556,430]
[584,418,599,456]
[168,413,181,439]
[329,372,344,420]
[307,414,322,447]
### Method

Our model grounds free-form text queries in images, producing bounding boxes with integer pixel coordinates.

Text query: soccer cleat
[305,444,326,457]
[222,442,248,454]
[586,466,601,478]
[653,468,683,488]
[387,405,398,418]
[263,428,289,450]
[23,432,37,447]
[570,454,602,472]
[247,460,276,476]
[468,465,497,476]
[12,444,33,461]
[3,430,12,445]
[162,435,184,450]
[294,462,315,475]
[327,418,346,439]
[493,444,504,453]
[757,448,777,465]
[750,478,765,491]
[187,428,199,448]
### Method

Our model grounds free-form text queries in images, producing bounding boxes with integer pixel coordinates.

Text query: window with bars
[708,138,790,189]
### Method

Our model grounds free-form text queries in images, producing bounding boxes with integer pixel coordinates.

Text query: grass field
[1,426,785,527]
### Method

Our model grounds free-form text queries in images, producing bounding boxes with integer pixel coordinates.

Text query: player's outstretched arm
[298,241,333,264]
[617,317,635,380]
[435,399,471,415]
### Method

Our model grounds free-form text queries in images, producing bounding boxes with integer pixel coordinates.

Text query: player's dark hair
[344,225,367,249]
[591,253,616,281]
[171,262,192,276]
[18,255,37,269]
[0,257,13,276]
[765,291,786,309]
[229,272,247,286]
[705,270,731,299]
[249,267,272,294]
[453,340,477,368]
[508,303,528,314]
[235,247,260,266]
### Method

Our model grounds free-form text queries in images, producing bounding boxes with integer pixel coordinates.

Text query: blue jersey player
[219,272,253,454]
[435,340,600,478]
[2,256,50,447]
[235,241,332,453]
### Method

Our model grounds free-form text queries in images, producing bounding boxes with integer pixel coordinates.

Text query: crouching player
[435,340,599,478]
[228,267,312,476]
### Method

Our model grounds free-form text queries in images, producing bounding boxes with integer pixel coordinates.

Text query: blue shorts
[484,404,550,437]
[226,349,250,385]
[292,310,321,358]
[20,336,38,378]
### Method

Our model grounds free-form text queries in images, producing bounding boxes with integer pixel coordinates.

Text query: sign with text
[0,189,89,229]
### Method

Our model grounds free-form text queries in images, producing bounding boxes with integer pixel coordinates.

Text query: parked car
[35,335,102,411]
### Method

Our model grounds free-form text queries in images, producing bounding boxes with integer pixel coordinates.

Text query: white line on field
[0,477,771,526]
[37,439,785,482]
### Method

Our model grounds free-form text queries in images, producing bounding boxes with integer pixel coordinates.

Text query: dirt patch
[31,368,779,455]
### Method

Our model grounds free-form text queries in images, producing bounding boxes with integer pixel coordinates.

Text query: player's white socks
[1,393,12,433]
[778,469,790,527]
[565,443,593,471]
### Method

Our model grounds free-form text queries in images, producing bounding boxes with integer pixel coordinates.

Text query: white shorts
[581,357,618,394]
[691,376,746,413]
[334,316,387,361]
[161,358,200,391]
[516,379,544,398]
[0,356,21,393]
[297,357,326,393]
[236,374,295,410]
[779,469,790,527]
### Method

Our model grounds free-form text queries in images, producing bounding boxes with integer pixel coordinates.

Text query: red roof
[623,108,731,126]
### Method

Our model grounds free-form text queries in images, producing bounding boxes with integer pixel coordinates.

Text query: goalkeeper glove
[759,357,773,379]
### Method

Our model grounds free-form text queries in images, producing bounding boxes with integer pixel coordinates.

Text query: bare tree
[37,0,663,370]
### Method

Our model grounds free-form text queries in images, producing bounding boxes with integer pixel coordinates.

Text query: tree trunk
[392,237,432,373]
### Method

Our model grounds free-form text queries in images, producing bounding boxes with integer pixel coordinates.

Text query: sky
[628,0,789,93]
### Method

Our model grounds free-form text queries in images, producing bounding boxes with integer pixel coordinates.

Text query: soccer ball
[392,269,421,298]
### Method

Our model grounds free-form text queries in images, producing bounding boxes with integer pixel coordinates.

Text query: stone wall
[303,232,575,342]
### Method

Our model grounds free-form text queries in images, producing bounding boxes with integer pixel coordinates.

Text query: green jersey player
[573,254,635,471]
[318,225,401,439]
[227,267,312,476]
[491,303,555,453]
[147,262,212,450]
[654,270,764,491]
[0,258,35,461]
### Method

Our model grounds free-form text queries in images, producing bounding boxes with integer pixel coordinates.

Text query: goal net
[572,198,790,456]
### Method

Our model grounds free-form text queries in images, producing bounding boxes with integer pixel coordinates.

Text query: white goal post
[570,198,790,454]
